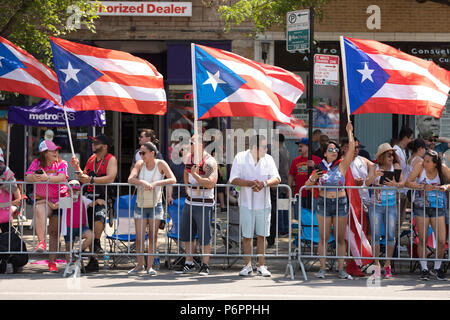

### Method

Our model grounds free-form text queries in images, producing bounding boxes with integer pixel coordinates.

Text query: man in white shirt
[229,135,281,277]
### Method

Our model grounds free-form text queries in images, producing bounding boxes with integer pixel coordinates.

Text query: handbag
[135,161,162,208]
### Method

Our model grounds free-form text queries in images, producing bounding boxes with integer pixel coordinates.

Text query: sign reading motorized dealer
[92,1,192,16]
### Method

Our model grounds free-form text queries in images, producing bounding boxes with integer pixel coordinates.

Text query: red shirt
[289,155,321,197]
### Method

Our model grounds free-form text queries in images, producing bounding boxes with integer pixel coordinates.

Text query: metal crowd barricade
[295,185,450,281]
[74,182,295,279]
[0,180,76,276]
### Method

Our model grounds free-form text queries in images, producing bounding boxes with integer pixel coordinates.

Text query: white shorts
[240,206,271,238]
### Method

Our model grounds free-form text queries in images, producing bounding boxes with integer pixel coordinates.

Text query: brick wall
[315,0,450,33]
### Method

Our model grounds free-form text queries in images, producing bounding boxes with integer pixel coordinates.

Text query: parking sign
[286,10,310,52]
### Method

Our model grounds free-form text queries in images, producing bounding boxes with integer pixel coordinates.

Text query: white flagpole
[191,43,201,165]
[340,36,351,122]
[63,106,76,157]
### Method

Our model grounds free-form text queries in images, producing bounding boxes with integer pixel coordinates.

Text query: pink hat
[39,140,61,153]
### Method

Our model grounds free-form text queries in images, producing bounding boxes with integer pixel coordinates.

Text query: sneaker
[316,269,326,279]
[257,265,271,277]
[85,257,99,273]
[373,266,381,280]
[198,263,210,276]
[239,264,253,277]
[338,270,353,280]
[175,263,196,274]
[384,266,392,279]
[432,269,446,281]
[147,268,157,276]
[48,261,58,273]
[420,269,430,281]
[127,266,145,275]
[35,241,46,253]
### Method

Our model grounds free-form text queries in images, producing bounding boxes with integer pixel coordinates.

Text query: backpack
[0,229,28,273]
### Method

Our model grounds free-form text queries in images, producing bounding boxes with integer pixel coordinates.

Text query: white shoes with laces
[239,264,271,277]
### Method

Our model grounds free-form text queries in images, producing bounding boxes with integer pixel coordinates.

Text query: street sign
[286,9,310,52]
[314,54,339,86]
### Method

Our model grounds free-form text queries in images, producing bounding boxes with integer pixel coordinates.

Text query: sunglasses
[327,147,339,153]
[386,153,394,157]
[139,151,147,156]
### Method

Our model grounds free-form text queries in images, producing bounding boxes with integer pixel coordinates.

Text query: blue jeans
[369,204,397,246]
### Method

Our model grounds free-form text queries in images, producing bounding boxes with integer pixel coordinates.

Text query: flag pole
[63,106,76,157]
[339,36,351,123]
[191,43,201,165]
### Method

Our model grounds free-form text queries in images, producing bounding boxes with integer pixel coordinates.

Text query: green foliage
[218,0,331,37]
[0,0,99,66]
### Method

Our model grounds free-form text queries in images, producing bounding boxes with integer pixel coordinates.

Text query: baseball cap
[90,134,111,146]
[295,137,309,145]
[39,140,61,153]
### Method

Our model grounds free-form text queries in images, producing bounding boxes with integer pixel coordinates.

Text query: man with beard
[71,134,118,272]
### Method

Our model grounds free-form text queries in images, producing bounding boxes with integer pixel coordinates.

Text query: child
[63,180,93,262]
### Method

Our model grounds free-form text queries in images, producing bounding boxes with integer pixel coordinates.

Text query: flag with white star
[341,36,450,118]
[0,36,61,105]
[50,37,167,115]
[192,44,304,125]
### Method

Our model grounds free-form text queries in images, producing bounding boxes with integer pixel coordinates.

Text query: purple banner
[8,99,106,127]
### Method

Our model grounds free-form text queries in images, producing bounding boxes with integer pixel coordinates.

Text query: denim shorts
[134,202,164,220]
[64,226,90,242]
[413,205,446,218]
[316,196,348,217]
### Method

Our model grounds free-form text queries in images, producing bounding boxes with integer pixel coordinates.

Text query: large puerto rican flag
[50,37,167,115]
[345,169,373,266]
[341,36,450,118]
[191,44,304,125]
[0,37,61,105]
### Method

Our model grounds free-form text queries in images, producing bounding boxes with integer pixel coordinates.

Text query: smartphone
[34,169,44,174]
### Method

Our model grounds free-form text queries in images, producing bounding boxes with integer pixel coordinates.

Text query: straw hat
[375,143,396,159]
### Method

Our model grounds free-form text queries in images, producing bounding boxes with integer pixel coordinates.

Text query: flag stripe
[76,81,166,102]
[66,95,166,114]
[1,68,61,103]
[355,97,445,118]
[368,53,450,94]
[373,83,448,106]
[201,101,288,122]
[74,53,160,77]
[96,70,164,88]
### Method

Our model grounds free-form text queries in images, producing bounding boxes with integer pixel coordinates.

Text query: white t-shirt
[350,156,370,203]
[229,150,280,211]
[393,144,407,194]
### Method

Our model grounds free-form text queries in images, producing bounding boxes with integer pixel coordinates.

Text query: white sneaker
[127,266,145,275]
[257,265,271,277]
[239,264,253,277]
[147,268,157,276]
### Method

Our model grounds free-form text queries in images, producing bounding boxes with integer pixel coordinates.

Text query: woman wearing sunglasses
[406,150,450,281]
[305,121,355,280]
[128,142,176,276]
[366,143,404,279]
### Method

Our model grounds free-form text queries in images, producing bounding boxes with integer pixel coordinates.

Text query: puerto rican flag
[341,36,450,118]
[191,44,304,125]
[0,37,61,105]
[345,169,373,266]
[50,37,167,115]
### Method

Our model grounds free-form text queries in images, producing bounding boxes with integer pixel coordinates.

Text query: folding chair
[106,195,147,268]
[293,206,336,271]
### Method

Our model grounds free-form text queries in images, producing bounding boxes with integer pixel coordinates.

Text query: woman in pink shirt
[25,140,68,273]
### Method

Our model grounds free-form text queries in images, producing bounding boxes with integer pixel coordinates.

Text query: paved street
[1,258,449,301]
